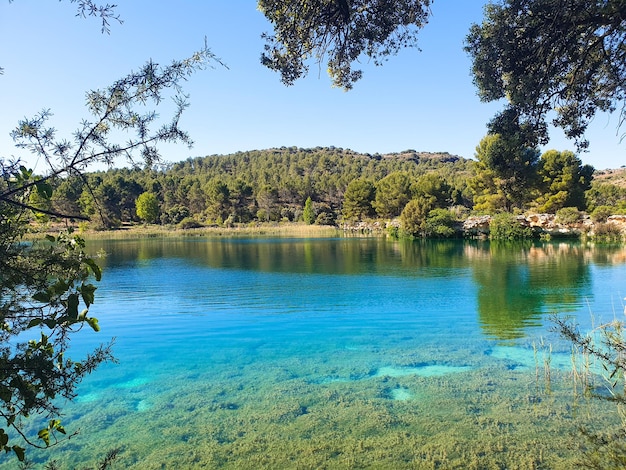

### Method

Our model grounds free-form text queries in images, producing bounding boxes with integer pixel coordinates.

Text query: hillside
[41,146,625,233]
[594,167,626,187]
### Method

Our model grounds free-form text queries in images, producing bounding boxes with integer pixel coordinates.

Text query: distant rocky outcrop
[463,213,626,238]
[344,213,626,239]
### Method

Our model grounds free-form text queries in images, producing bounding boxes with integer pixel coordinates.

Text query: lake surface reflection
[20,238,626,469]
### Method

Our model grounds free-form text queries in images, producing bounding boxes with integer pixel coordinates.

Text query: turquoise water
[14,238,626,469]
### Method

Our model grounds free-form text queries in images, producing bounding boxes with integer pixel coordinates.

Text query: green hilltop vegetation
[39,145,626,239]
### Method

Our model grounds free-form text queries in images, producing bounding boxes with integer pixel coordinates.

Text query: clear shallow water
[14,238,626,469]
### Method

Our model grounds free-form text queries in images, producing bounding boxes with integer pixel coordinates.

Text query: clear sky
[1,1,624,171]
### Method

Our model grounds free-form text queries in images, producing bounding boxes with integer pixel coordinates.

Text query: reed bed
[31,223,344,240]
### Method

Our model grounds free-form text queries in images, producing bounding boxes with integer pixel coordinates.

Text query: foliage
[135,192,160,224]
[34,144,626,229]
[534,150,594,212]
[591,222,624,243]
[161,204,191,225]
[303,196,315,224]
[411,172,451,208]
[258,0,433,90]
[0,42,219,461]
[591,205,615,223]
[68,0,123,34]
[552,316,626,468]
[0,165,115,460]
[489,212,533,240]
[423,208,457,238]
[399,198,431,237]
[472,134,540,211]
[586,182,626,213]
[373,171,412,218]
[204,179,230,222]
[555,206,581,225]
[177,217,203,230]
[466,0,626,149]
[342,179,375,221]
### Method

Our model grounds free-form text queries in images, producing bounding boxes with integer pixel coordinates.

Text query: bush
[555,206,581,224]
[256,209,268,222]
[424,208,457,238]
[592,222,624,242]
[489,213,533,240]
[177,217,203,229]
[400,198,430,237]
[591,205,614,223]
[165,205,191,225]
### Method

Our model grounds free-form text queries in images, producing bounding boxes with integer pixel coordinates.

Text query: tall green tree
[400,198,431,236]
[373,171,412,218]
[342,179,376,221]
[135,191,160,224]
[411,173,451,209]
[303,196,315,224]
[258,0,433,90]
[205,178,231,222]
[533,150,594,212]
[472,134,539,211]
[466,0,626,149]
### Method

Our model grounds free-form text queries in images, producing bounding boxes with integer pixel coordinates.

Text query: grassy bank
[31,222,344,240]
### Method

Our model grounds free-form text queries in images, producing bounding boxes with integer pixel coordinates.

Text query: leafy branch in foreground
[552,315,626,468]
[466,0,626,150]
[0,44,222,462]
[7,1,122,35]
[258,0,432,90]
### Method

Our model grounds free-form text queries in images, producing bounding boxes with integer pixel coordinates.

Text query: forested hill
[47,145,624,232]
[64,146,474,228]
[169,147,471,199]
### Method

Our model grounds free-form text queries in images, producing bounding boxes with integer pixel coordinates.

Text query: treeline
[36,145,626,236]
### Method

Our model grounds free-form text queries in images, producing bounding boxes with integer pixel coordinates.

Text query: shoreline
[28,212,626,242]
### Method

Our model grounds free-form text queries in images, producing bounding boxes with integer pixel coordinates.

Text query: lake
[17,237,626,469]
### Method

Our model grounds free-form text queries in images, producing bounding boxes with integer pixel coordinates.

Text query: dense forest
[38,145,626,237]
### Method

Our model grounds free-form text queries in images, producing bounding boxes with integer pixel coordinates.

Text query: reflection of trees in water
[473,242,594,340]
[91,238,625,340]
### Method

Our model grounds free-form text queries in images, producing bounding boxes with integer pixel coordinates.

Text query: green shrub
[489,213,533,240]
[590,205,614,223]
[256,209,268,222]
[400,198,430,237]
[315,212,336,226]
[424,208,457,238]
[177,217,203,229]
[555,206,580,224]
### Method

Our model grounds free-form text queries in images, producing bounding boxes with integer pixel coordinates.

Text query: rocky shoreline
[342,214,626,239]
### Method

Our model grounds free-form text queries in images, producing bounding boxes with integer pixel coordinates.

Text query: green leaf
[36,182,53,199]
[45,234,56,243]
[80,283,97,307]
[44,319,57,329]
[0,429,8,447]
[33,291,51,303]
[27,318,43,328]
[84,258,102,281]
[12,445,25,461]
[87,317,100,332]
[38,428,50,446]
[66,293,79,319]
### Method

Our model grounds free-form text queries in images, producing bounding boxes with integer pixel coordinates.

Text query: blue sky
[1,1,624,171]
